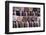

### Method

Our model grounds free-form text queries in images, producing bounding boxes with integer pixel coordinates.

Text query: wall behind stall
[0,0,46,35]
